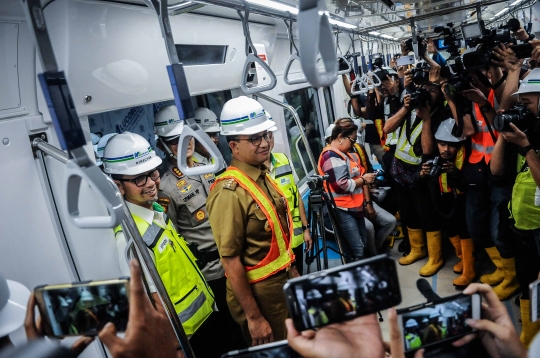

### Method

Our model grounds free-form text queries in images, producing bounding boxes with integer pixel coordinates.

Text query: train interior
[1,0,537,356]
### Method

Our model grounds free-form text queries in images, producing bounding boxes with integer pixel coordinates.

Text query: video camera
[372,53,384,69]
[493,104,537,132]
[434,23,461,57]
[410,61,431,86]
[307,174,329,191]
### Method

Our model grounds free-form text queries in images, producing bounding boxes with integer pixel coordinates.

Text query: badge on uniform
[195,210,206,221]
[280,177,290,185]
[223,179,237,190]
[172,167,183,178]
[158,238,170,253]
[180,185,192,193]
[157,197,170,213]
[204,173,214,179]
[176,179,187,188]
[264,221,271,232]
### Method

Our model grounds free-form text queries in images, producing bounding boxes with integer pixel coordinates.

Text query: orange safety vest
[211,166,294,283]
[469,90,498,164]
[318,146,365,209]
[353,143,369,171]
[439,146,465,194]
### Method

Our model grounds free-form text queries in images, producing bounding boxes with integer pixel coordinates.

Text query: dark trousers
[441,195,469,239]
[190,276,246,357]
[465,183,513,257]
[512,225,540,300]
[395,183,441,232]
[293,245,304,276]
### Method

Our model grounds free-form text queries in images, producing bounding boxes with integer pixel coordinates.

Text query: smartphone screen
[284,255,401,331]
[397,55,415,66]
[222,340,299,358]
[35,280,129,337]
[529,279,540,322]
[399,294,480,352]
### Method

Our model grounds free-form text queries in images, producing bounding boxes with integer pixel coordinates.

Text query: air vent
[175,44,228,66]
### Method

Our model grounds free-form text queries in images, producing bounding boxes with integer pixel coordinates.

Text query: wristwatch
[518,144,534,156]
[480,102,491,113]
[365,200,374,206]
[302,224,310,231]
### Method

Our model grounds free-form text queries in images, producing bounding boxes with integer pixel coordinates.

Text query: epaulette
[223,178,238,191]
[172,167,183,179]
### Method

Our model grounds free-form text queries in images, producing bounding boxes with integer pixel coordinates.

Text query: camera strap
[478,104,498,143]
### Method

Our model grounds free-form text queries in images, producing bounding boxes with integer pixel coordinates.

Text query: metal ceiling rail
[349,0,478,18]
[357,0,508,34]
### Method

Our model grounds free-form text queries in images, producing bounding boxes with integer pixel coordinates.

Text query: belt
[187,242,220,270]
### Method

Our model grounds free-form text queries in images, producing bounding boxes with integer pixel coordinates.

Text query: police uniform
[207,157,293,343]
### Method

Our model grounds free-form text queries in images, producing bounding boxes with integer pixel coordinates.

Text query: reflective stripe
[471,142,495,154]
[395,119,423,165]
[439,146,465,194]
[178,291,207,323]
[293,227,304,236]
[274,164,293,178]
[142,221,165,248]
[213,167,294,283]
[363,119,374,124]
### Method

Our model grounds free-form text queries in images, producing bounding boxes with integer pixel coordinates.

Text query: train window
[323,87,335,125]
[283,88,324,182]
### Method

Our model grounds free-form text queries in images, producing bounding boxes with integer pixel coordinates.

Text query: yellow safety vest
[510,151,540,230]
[114,207,214,336]
[438,146,465,194]
[394,117,423,165]
[270,153,303,249]
[212,166,294,283]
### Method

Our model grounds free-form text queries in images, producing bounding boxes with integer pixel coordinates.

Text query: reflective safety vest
[318,146,365,209]
[510,151,540,230]
[270,153,303,249]
[353,143,369,171]
[375,118,386,147]
[470,90,497,164]
[394,115,423,165]
[405,333,422,349]
[384,96,401,147]
[438,146,465,194]
[212,166,294,283]
[114,209,214,336]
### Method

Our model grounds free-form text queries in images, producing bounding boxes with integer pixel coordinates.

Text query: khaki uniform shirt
[158,161,224,281]
[207,158,290,267]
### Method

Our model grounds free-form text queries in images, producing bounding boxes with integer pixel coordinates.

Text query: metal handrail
[257,93,317,171]
[32,139,195,358]
[293,135,309,176]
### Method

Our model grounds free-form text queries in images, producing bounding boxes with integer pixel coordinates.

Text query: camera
[409,88,430,109]
[434,23,461,57]
[410,61,431,86]
[426,156,447,178]
[372,53,384,69]
[493,104,537,132]
[403,37,427,57]
[307,174,329,191]
[461,21,514,71]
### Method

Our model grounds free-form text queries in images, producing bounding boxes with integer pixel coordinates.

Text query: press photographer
[491,68,540,346]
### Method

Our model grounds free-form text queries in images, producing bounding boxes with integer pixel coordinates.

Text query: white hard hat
[154,105,184,138]
[264,110,278,132]
[513,68,540,96]
[325,124,336,140]
[405,319,419,328]
[95,133,118,166]
[220,96,275,136]
[306,289,322,300]
[434,118,464,143]
[429,311,441,319]
[194,107,220,133]
[91,133,101,145]
[102,132,162,175]
[0,271,31,337]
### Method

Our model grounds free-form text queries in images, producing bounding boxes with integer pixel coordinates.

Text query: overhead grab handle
[350,76,368,95]
[283,13,308,85]
[298,0,338,88]
[238,1,277,94]
[369,71,382,87]
[362,73,375,90]
[22,0,124,229]
[147,0,225,177]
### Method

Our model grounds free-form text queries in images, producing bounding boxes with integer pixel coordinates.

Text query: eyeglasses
[208,132,220,139]
[347,136,358,143]
[238,132,272,146]
[118,169,160,187]
[163,136,180,145]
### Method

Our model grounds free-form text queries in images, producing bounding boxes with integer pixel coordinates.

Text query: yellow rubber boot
[520,298,540,347]
[453,239,476,287]
[398,228,426,265]
[480,246,504,286]
[449,236,463,274]
[493,257,520,300]
[419,231,445,277]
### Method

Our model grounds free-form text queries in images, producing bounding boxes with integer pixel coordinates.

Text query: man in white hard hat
[153,105,245,355]
[93,133,117,168]
[207,96,294,346]
[491,67,540,346]
[404,318,422,350]
[102,132,217,356]
[192,107,226,171]
[0,271,30,351]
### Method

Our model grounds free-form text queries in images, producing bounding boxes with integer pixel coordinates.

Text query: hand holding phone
[453,284,526,358]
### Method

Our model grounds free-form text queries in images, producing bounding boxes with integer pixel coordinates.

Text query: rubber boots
[449,236,463,274]
[398,228,426,265]
[493,257,520,300]
[520,298,540,347]
[453,239,476,287]
[480,246,504,286]
[419,231,445,277]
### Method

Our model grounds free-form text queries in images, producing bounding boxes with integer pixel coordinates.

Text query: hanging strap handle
[298,0,338,87]
[284,13,308,85]
[146,0,225,176]
[238,0,277,94]
[23,0,123,228]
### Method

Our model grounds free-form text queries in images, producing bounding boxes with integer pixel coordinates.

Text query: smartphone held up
[284,255,401,331]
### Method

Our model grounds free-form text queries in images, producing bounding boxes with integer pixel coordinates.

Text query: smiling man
[102,132,215,355]
[207,96,294,346]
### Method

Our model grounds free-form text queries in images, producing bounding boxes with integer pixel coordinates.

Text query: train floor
[303,237,522,342]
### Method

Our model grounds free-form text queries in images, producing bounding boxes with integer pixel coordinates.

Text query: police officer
[404,319,422,350]
[154,105,245,355]
[103,132,216,356]
[207,96,294,346]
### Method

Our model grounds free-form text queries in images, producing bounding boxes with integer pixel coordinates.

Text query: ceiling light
[329,19,357,29]
[369,31,381,35]
[246,0,298,14]
[494,8,509,17]
[510,0,524,5]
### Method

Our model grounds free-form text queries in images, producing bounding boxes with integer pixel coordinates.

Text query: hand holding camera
[460,84,488,105]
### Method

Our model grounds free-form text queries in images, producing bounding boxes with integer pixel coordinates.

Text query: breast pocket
[179,188,208,227]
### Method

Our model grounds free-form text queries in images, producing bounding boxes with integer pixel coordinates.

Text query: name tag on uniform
[159,238,170,253]
[280,177,291,185]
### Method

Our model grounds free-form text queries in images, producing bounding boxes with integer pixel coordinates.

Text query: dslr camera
[409,88,431,109]
[426,156,447,178]
[410,61,431,86]
[493,104,537,132]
